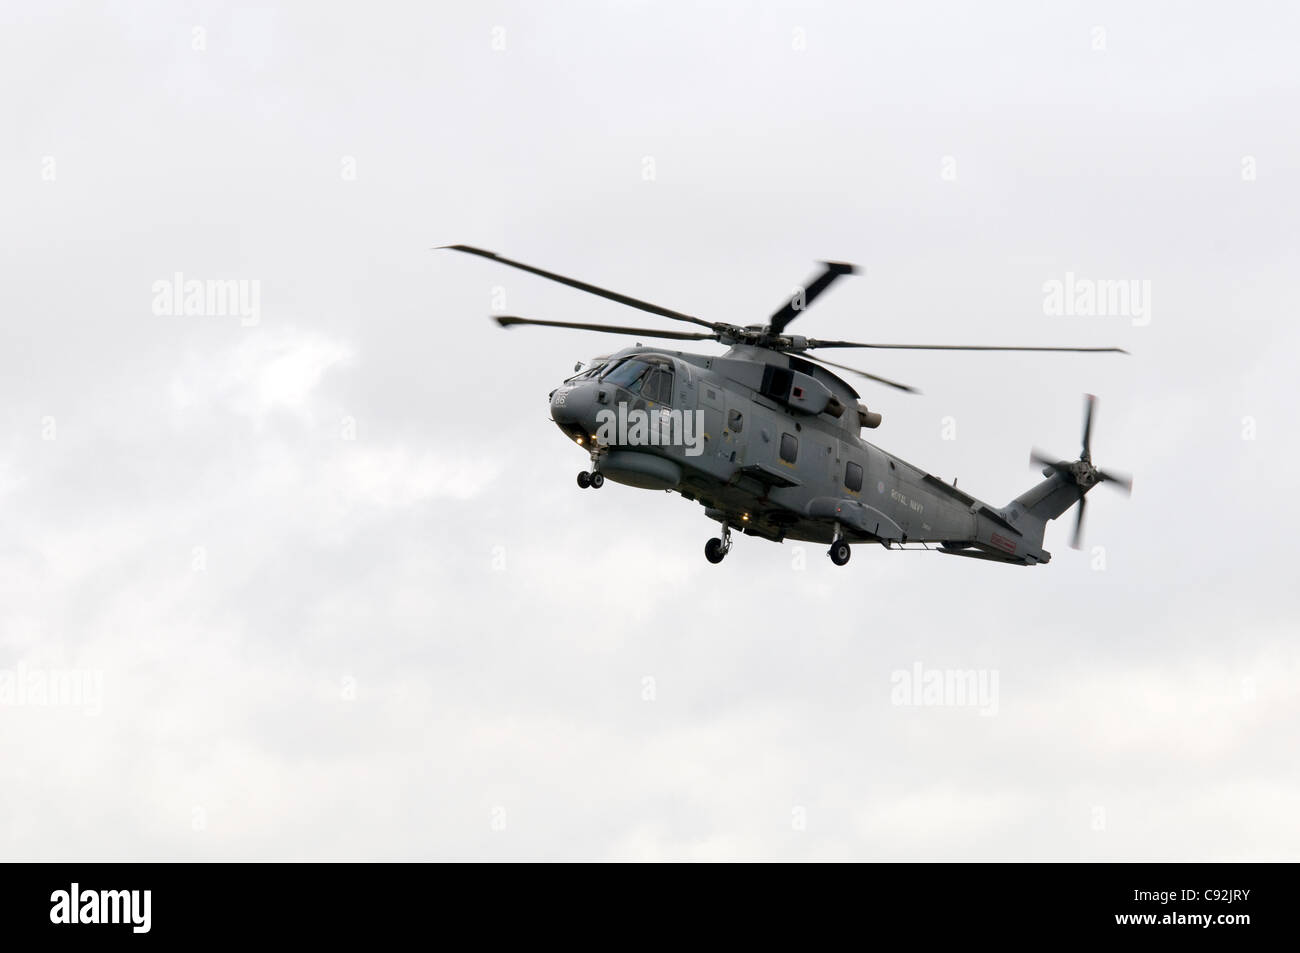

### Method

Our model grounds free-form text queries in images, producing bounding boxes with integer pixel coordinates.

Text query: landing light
[742,513,750,522]
[575,436,584,445]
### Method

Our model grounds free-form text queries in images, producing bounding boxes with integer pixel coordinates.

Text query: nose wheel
[577,470,604,489]
[704,525,733,564]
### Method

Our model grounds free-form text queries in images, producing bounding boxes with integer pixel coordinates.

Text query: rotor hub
[1071,460,1101,488]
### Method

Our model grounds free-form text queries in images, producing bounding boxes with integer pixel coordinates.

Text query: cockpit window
[602,358,653,389]
[641,366,674,403]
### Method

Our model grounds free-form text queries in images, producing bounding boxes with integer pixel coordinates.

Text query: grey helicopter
[444,245,1132,567]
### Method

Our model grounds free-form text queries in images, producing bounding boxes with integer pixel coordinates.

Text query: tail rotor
[1029,395,1131,549]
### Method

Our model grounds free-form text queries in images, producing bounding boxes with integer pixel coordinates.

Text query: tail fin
[992,472,1077,558]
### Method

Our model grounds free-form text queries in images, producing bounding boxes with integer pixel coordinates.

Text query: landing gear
[705,525,733,564]
[828,522,851,566]
[577,471,590,488]
[577,470,605,489]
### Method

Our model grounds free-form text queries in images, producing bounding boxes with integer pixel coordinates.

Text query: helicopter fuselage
[549,344,1065,566]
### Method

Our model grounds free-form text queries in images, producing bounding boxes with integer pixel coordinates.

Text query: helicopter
[444,245,1132,566]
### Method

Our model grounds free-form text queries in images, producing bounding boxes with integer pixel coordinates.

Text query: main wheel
[829,540,851,566]
[704,537,727,564]
[577,471,591,488]
[589,471,605,489]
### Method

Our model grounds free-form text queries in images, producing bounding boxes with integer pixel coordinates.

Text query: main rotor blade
[768,261,858,335]
[802,354,920,394]
[1098,468,1133,494]
[1081,393,1096,461]
[442,245,716,330]
[492,315,718,342]
[1070,492,1087,549]
[807,340,1129,353]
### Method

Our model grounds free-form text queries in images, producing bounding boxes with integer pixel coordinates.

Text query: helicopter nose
[550,380,602,430]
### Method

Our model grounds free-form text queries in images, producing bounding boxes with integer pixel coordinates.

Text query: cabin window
[779,433,798,463]
[845,461,863,492]
[727,410,743,433]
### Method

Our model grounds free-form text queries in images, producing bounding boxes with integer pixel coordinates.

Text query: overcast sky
[2,1,1297,860]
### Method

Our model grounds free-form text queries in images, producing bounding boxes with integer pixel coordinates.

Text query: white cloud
[169,328,352,428]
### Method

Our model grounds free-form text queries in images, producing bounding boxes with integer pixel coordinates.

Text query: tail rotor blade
[1099,468,1133,494]
[1070,492,1087,549]
[1030,448,1070,475]
[1081,394,1096,461]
